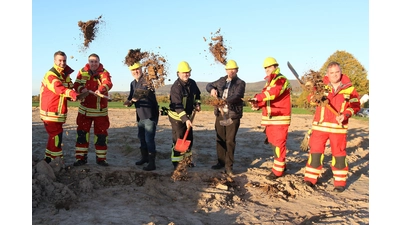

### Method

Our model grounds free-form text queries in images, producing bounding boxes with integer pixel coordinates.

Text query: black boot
[136,148,149,165]
[143,152,156,171]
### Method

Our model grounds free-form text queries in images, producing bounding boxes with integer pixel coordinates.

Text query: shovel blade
[175,139,191,152]
[220,118,233,126]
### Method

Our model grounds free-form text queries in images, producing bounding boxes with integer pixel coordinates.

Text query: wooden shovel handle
[181,110,196,142]
[181,128,190,142]
[190,110,196,122]
[325,103,339,116]
[322,100,344,127]
[88,90,111,99]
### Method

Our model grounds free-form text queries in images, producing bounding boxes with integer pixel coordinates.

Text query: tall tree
[320,50,369,96]
[297,50,369,108]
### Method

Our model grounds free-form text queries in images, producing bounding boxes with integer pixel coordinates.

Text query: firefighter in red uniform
[250,57,292,180]
[303,62,360,192]
[39,51,80,163]
[73,53,113,167]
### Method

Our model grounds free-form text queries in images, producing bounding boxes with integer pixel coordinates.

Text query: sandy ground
[32,107,369,225]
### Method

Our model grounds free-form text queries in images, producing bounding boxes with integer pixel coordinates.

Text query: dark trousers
[214,114,240,170]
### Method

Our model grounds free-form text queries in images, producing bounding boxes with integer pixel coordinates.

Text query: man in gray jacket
[206,60,246,176]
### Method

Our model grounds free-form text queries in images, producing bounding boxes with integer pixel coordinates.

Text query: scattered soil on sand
[77,15,104,50]
[124,48,169,90]
[171,156,192,181]
[32,108,369,224]
[204,28,231,65]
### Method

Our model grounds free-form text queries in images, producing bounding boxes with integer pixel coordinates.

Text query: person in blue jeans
[124,62,159,171]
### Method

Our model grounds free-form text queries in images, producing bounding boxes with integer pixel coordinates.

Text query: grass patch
[33,102,368,121]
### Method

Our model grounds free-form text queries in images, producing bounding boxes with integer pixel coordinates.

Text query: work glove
[300,129,312,152]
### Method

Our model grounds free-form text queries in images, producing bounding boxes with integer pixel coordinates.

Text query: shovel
[88,90,112,100]
[174,110,196,153]
[218,106,233,126]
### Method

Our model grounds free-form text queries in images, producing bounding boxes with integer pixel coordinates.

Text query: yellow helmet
[263,57,279,68]
[225,60,239,69]
[129,62,142,70]
[177,61,191,72]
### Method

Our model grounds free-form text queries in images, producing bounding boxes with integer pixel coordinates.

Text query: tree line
[33,50,369,108]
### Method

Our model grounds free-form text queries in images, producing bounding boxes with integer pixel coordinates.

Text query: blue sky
[31,0,369,95]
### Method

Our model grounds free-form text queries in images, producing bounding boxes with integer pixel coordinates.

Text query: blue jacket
[127,75,159,122]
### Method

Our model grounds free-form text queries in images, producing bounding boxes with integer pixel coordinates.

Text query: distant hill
[111,80,301,96]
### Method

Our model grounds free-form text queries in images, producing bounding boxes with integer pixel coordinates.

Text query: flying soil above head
[77,15,104,51]
[204,28,233,108]
[204,28,231,66]
[124,48,169,91]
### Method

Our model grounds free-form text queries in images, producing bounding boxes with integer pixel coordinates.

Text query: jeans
[137,118,157,153]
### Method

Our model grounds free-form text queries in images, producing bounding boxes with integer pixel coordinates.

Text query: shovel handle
[190,110,196,122]
[321,100,344,127]
[325,103,339,116]
[320,99,339,116]
[181,127,190,142]
[179,109,196,142]
[89,90,111,99]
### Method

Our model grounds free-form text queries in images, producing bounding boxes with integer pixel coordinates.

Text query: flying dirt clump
[124,48,169,91]
[204,28,230,65]
[301,70,326,103]
[210,98,227,108]
[78,15,104,50]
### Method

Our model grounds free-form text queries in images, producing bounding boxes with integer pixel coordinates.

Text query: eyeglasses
[89,60,99,63]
